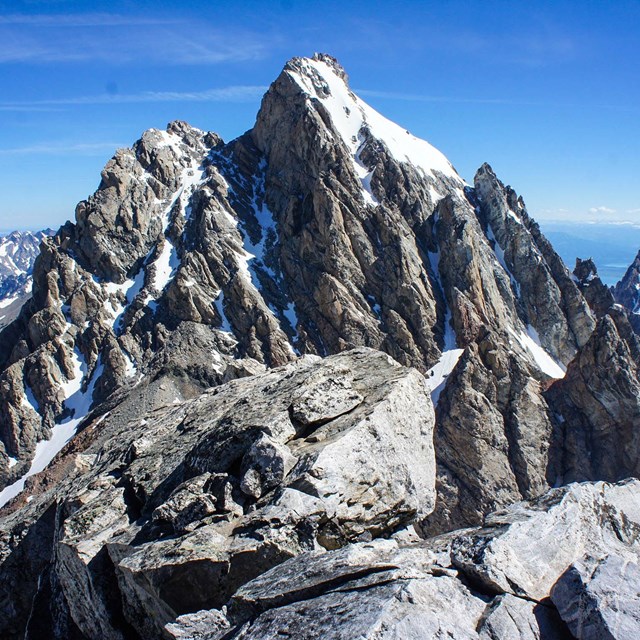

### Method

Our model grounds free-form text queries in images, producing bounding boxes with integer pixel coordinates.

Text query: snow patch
[428,185,443,204]
[0,295,19,309]
[506,209,522,224]
[122,351,137,379]
[151,239,180,293]
[21,381,40,413]
[425,311,464,404]
[425,348,464,405]
[235,248,255,284]
[290,57,462,202]
[213,289,233,334]
[283,301,299,341]
[510,325,566,379]
[0,353,104,508]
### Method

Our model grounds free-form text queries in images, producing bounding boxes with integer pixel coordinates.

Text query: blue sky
[0,0,639,231]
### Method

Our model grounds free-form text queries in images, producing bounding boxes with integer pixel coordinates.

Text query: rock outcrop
[0,349,436,639]
[166,480,640,640]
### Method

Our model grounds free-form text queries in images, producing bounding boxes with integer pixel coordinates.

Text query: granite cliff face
[1,54,640,639]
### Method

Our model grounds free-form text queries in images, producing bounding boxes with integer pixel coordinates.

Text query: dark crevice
[87,547,142,640]
[286,402,361,441]
[225,564,398,631]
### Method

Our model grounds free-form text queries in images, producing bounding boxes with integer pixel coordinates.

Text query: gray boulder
[551,555,640,640]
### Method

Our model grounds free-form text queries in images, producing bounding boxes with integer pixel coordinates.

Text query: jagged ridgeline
[1,54,639,639]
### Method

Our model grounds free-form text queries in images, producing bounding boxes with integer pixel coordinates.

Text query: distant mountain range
[0,229,53,329]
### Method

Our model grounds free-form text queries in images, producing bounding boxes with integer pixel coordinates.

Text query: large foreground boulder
[0,348,436,639]
[551,555,640,640]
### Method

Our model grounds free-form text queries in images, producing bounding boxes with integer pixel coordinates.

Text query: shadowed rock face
[614,249,640,333]
[1,53,640,639]
[546,308,640,484]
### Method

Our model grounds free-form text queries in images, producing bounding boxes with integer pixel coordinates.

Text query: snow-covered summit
[286,54,462,184]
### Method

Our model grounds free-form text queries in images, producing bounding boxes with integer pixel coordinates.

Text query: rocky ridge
[0,349,437,638]
[0,53,639,638]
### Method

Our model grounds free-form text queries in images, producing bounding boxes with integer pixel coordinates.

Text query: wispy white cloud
[356,89,513,105]
[0,13,270,65]
[0,105,64,112]
[0,13,177,27]
[589,206,617,214]
[0,85,268,109]
[0,142,125,156]
[357,89,639,113]
[627,208,640,214]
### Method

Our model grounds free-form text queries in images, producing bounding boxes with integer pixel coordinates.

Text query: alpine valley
[1,54,639,640]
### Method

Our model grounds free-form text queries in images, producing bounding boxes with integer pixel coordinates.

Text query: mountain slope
[1,52,640,640]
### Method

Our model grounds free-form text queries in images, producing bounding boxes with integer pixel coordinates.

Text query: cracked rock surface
[0,348,436,639]
[166,480,640,640]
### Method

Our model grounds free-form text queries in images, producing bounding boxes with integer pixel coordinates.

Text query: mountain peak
[311,52,349,81]
[284,53,349,85]
[264,53,461,187]
[1,53,640,638]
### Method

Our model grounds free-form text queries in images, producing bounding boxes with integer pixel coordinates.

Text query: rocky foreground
[0,349,637,639]
[1,54,639,638]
